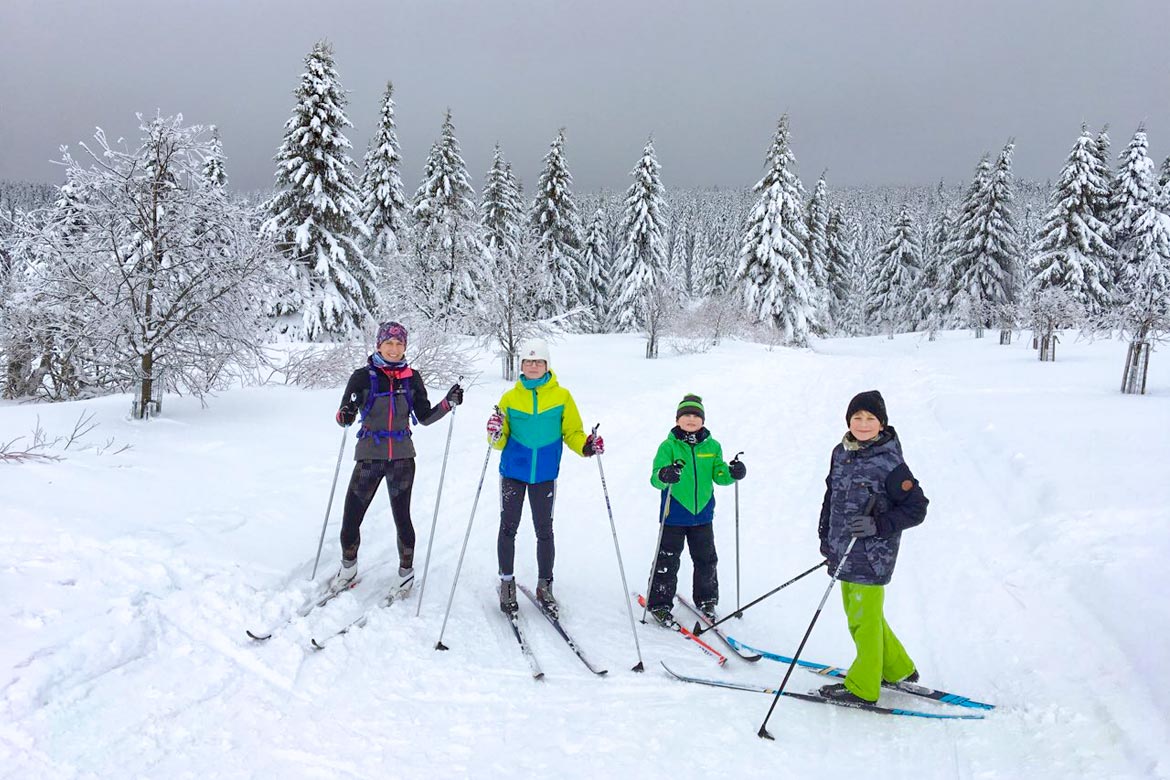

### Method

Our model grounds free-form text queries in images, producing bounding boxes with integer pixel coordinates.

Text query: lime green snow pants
[840,581,916,702]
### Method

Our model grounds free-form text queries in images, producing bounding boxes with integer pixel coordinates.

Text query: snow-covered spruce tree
[1028,127,1114,318]
[737,115,813,346]
[580,207,612,333]
[1109,126,1157,290]
[1091,125,1115,228]
[202,126,228,188]
[867,205,922,338]
[410,110,484,325]
[358,81,409,282]
[1117,180,1170,393]
[7,116,275,414]
[529,129,586,325]
[805,174,831,334]
[480,145,538,379]
[946,144,1021,337]
[261,40,377,341]
[612,138,671,358]
[1159,154,1170,189]
[824,206,855,334]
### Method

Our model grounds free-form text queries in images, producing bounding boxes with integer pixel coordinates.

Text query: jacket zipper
[690,441,699,510]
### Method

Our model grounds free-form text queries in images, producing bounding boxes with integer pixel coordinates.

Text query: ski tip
[632,662,645,673]
[435,641,449,651]
[246,630,272,642]
[533,672,545,681]
[310,639,325,651]
[596,669,610,676]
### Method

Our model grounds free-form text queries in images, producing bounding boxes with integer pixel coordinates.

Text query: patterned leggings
[339,458,416,564]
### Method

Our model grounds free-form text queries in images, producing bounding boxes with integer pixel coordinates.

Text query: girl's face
[378,338,406,362]
[677,413,703,432]
[521,359,547,380]
[849,410,884,442]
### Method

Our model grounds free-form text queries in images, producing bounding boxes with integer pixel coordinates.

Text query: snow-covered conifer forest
[2,39,1168,405]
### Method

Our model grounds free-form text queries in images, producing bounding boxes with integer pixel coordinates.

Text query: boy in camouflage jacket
[817,390,928,703]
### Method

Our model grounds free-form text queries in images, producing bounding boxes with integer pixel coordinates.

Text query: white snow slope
[2,332,1168,779]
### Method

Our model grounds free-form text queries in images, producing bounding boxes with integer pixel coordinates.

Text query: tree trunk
[999,329,1012,345]
[1121,335,1150,395]
[137,349,155,419]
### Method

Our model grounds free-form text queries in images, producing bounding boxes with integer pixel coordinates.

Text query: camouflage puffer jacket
[817,427,928,586]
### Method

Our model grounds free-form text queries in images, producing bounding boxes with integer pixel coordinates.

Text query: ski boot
[817,683,868,704]
[536,578,559,619]
[698,600,718,623]
[648,605,676,628]
[498,578,518,614]
[395,548,414,596]
[395,566,415,597]
[328,557,358,593]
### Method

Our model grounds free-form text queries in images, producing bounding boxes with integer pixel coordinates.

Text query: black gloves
[336,405,357,427]
[445,384,464,406]
[729,460,746,480]
[658,463,683,484]
[848,514,878,539]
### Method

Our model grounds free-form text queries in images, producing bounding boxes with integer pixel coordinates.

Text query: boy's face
[378,338,405,361]
[677,413,703,432]
[521,359,548,380]
[849,410,883,442]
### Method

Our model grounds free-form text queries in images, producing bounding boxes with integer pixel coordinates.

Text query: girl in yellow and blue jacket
[485,339,602,617]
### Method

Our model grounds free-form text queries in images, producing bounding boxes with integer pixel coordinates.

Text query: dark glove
[582,433,604,456]
[445,384,464,406]
[729,460,746,480]
[848,514,878,539]
[658,463,683,484]
[336,405,357,427]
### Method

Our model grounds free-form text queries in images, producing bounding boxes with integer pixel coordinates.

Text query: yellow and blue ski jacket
[491,371,588,484]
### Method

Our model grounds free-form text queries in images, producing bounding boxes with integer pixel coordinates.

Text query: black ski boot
[698,600,718,623]
[817,683,868,704]
[536,578,559,619]
[648,605,676,628]
[499,579,518,614]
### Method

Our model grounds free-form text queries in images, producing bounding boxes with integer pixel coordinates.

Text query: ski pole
[757,494,876,740]
[310,393,356,580]
[435,406,497,651]
[415,376,462,617]
[731,450,744,617]
[640,459,686,624]
[693,560,827,635]
[593,423,646,672]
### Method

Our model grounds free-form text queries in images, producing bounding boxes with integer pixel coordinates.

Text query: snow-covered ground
[2,331,1167,779]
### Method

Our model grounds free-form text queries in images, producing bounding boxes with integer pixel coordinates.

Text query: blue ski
[661,663,985,720]
[723,636,994,711]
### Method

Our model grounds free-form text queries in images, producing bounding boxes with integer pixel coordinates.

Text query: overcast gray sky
[2,0,1168,195]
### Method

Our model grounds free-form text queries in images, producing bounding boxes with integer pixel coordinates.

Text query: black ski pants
[497,477,556,581]
[647,522,719,610]
[339,458,416,566]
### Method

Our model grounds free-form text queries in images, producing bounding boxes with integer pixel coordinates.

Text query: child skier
[331,321,463,594]
[646,394,745,624]
[817,390,928,703]
[485,338,603,618]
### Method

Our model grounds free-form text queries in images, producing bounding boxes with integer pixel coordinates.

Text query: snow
[2,332,1168,778]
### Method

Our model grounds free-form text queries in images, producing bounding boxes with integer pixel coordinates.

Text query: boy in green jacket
[647,394,745,624]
